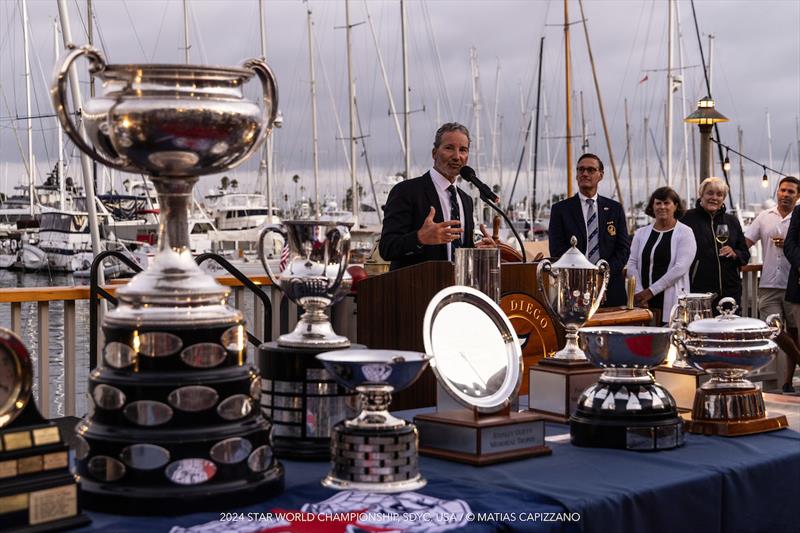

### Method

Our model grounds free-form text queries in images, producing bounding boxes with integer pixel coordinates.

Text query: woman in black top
[681,177,750,310]
[626,187,695,323]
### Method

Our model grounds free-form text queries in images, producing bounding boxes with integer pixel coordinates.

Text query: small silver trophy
[537,236,609,361]
[259,221,353,348]
[316,349,429,492]
[52,45,283,512]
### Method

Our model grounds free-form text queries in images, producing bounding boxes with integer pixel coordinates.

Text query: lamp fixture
[761,167,769,188]
[723,150,731,172]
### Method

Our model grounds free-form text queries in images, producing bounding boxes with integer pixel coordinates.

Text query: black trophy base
[79,463,284,515]
[322,422,426,493]
[258,342,362,461]
[569,380,685,451]
[0,407,89,532]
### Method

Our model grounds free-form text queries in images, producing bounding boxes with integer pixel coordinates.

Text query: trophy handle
[329,225,352,291]
[257,225,287,289]
[536,259,558,317]
[765,313,783,338]
[239,58,280,161]
[51,45,129,172]
[593,260,610,315]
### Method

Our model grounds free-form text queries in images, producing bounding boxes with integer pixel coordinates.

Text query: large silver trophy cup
[258,221,352,348]
[537,236,609,361]
[52,46,283,513]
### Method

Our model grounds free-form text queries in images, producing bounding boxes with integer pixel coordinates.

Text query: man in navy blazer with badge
[548,153,630,307]
[379,123,493,271]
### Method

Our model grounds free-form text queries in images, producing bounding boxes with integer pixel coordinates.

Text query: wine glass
[771,223,786,248]
[715,224,729,246]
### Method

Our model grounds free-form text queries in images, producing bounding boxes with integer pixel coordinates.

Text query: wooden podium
[356,260,651,410]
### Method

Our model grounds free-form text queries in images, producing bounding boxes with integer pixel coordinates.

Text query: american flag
[279,243,290,271]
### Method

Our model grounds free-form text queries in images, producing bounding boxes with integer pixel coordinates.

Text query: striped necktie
[447,185,462,259]
[586,198,600,264]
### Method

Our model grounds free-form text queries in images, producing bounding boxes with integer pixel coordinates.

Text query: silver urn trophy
[53,46,283,512]
[677,298,788,435]
[570,326,685,450]
[537,236,609,361]
[316,349,430,492]
[258,221,353,348]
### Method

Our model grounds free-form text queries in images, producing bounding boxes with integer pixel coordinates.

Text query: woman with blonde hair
[626,187,695,323]
[681,177,750,310]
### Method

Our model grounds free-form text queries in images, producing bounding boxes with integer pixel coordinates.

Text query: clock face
[0,335,33,428]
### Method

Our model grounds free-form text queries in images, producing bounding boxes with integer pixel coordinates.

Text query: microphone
[460,165,499,203]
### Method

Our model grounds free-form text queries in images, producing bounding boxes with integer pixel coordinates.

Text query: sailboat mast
[666,0,674,186]
[305,2,320,215]
[738,127,745,208]
[22,0,34,216]
[470,47,481,177]
[259,0,276,221]
[183,0,190,63]
[564,0,573,197]
[767,111,774,169]
[624,99,633,222]
[346,0,359,224]
[400,0,411,182]
[644,116,650,197]
[54,20,65,211]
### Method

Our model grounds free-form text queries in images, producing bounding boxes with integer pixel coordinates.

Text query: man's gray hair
[433,122,471,149]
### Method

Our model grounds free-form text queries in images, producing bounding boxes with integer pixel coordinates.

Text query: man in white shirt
[745,175,800,393]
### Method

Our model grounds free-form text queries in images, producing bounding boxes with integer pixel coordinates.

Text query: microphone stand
[479,194,527,263]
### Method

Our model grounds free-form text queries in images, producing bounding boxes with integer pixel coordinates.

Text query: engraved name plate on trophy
[415,286,551,465]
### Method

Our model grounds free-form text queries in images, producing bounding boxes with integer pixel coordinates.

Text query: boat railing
[0,263,767,419]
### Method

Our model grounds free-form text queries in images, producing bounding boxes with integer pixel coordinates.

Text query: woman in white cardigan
[626,187,696,323]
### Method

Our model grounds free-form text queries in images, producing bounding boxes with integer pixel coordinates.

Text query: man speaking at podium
[548,153,630,307]
[379,122,494,271]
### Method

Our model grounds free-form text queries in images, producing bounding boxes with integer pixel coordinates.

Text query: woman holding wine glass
[681,177,750,311]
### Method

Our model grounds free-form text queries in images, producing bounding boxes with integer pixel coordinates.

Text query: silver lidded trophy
[52,45,283,512]
[537,236,609,361]
[258,221,352,348]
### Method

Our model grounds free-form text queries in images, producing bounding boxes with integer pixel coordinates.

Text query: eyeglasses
[577,166,599,174]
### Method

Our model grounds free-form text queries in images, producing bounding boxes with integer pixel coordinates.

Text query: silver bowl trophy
[570,327,685,450]
[677,298,788,436]
[528,236,608,422]
[415,286,551,465]
[653,292,715,410]
[52,46,283,512]
[315,349,429,492]
[255,222,359,460]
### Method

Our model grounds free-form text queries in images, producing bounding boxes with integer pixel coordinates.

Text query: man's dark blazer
[548,194,630,307]
[379,171,475,271]
[783,205,800,303]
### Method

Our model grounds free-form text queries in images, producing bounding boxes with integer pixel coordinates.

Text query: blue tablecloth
[76,423,800,533]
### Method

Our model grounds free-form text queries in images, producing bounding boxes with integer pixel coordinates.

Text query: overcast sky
[1,0,798,209]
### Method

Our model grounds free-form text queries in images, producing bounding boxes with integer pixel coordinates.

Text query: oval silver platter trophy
[571,326,684,450]
[414,286,551,465]
[316,349,429,492]
[52,46,283,513]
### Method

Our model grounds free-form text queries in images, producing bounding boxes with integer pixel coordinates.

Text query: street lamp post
[684,96,729,183]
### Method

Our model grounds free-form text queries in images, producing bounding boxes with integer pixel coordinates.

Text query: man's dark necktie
[447,184,462,260]
[586,198,600,264]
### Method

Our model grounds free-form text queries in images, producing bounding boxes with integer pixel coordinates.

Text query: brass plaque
[3,431,32,451]
[43,452,68,470]
[17,455,43,475]
[0,459,17,479]
[32,426,61,446]
[0,493,28,515]
[29,484,77,525]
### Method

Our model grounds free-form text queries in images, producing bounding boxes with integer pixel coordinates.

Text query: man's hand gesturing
[416,206,463,245]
